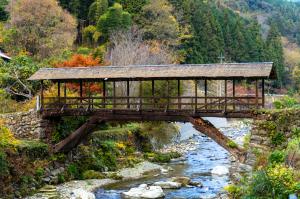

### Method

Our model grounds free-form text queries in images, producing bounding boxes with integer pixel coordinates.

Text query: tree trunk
[188,117,246,163]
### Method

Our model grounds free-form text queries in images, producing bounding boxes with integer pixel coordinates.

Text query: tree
[7,0,77,59]
[138,0,179,45]
[186,0,224,64]
[0,0,8,21]
[88,0,109,24]
[265,23,285,88]
[117,0,147,19]
[97,3,131,39]
[59,0,94,21]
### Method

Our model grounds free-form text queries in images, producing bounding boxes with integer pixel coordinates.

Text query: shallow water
[95,118,251,199]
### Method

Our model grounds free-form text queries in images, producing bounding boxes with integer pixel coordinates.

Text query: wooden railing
[41,96,263,112]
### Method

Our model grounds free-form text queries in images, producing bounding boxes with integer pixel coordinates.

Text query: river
[95,118,251,199]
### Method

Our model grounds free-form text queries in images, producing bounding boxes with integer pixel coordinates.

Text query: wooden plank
[113,81,116,109]
[152,80,155,108]
[41,80,44,109]
[127,80,130,109]
[167,80,170,111]
[233,79,236,111]
[178,79,181,109]
[262,79,265,108]
[225,80,227,111]
[205,79,207,110]
[195,80,197,112]
[103,80,106,108]
[256,79,259,108]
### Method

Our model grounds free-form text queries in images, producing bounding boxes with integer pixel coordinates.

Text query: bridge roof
[29,62,275,81]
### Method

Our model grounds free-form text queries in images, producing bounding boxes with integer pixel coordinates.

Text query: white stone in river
[122,184,165,198]
[211,166,229,176]
[153,181,182,189]
[71,188,95,199]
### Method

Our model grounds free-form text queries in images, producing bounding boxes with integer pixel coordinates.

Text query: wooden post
[178,79,181,110]
[233,79,236,111]
[41,80,44,109]
[255,79,259,108]
[262,79,265,108]
[103,80,106,108]
[205,79,208,110]
[139,81,142,111]
[152,80,155,108]
[225,80,227,112]
[127,80,130,109]
[194,80,197,112]
[80,80,83,106]
[113,80,116,109]
[58,80,61,104]
[167,80,170,111]
[88,82,91,110]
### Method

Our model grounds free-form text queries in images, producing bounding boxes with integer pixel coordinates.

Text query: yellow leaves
[0,126,20,148]
[116,142,126,151]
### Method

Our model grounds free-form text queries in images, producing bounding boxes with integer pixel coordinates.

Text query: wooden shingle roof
[28,62,275,81]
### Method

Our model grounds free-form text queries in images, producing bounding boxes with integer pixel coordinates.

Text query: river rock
[189,181,203,187]
[171,176,191,186]
[211,166,229,176]
[153,181,182,189]
[71,188,95,199]
[122,184,164,199]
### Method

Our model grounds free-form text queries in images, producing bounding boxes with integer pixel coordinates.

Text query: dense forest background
[0,0,300,105]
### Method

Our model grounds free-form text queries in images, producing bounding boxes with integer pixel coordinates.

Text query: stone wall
[246,109,300,165]
[0,110,54,140]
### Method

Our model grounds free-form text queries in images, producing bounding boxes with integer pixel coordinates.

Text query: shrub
[17,140,48,159]
[270,131,286,146]
[0,150,9,177]
[0,125,20,148]
[67,164,80,179]
[273,96,299,109]
[227,140,238,148]
[145,152,181,163]
[224,184,242,198]
[268,150,286,165]
[82,170,105,179]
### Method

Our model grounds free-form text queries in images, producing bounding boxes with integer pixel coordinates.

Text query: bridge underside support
[189,117,246,163]
[53,116,103,153]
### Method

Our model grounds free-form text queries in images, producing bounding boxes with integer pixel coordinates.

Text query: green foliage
[0,150,9,177]
[0,0,8,21]
[17,140,49,159]
[268,150,286,165]
[0,125,20,148]
[138,0,179,44]
[0,55,42,100]
[270,131,286,147]
[97,3,131,39]
[145,151,181,163]
[52,116,88,142]
[67,163,81,179]
[273,96,300,109]
[82,170,105,179]
[88,0,109,24]
[224,184,242,198]
[117,0,147,18]
[227,140,238,148]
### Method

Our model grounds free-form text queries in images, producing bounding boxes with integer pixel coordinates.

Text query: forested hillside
[0,0,299,107]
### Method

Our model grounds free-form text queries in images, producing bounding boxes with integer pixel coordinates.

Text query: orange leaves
[55,54,101,68]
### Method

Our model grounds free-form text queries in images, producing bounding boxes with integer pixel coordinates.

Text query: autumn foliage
[55,54,104,94]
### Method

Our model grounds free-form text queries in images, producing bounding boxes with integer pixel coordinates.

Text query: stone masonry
[0,109,55,140]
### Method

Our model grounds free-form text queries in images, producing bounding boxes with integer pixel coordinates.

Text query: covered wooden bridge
[29,62,275,161]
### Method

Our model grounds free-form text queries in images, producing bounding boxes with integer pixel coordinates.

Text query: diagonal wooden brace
[188,117,246,163]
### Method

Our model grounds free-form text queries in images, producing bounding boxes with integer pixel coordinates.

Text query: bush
[273,96,299,109]
[0,125,20,148]
[67,164,80,179]
[268,150,286,165]
[270,131,286,146]
[224,184,242,198]
[227,140,238,148]
[17,140,48,159]
[0,150,9,177]
[145,152,181,163]
[82,170,105,179]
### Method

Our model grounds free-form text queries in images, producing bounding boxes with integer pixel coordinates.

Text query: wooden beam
[127,80,130,109]
[178,79,181,110]
[41,80,44,109]
[205,79,208,110]
[233,79,236,111]
[189,117,246,162]
[167,80,170,111]
[58,81,61,98]
[103,80,106,108]
[224,80,227,112]
[194,80,197,112]
[80,80,83,106]
[113,81,116,109]
[152,80,155,109]
[139,81,143,110]
[262,79,265,108]
[256,79,259,108]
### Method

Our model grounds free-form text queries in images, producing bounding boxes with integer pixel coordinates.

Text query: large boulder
[71,188,95,199]
[211,166,229,176]
[122,184,164,199]
[153,181,182,189]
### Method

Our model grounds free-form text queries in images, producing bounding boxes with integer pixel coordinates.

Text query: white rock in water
[71,188,95,199]
[123,184,164,198]
[153,181,182,189]
[211,166,229,176]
